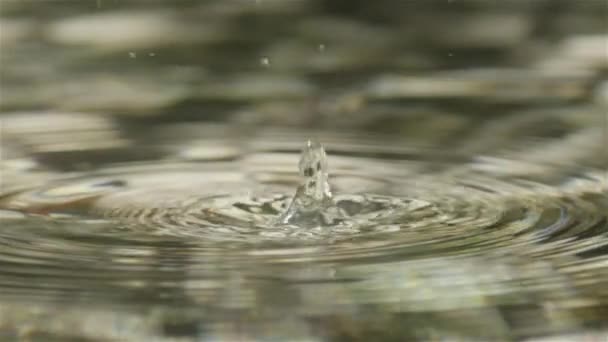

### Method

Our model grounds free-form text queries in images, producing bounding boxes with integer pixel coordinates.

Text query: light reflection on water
[1,0,608,341]
[1,118,607,340]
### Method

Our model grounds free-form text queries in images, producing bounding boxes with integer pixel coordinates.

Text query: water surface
[1,1,607,341]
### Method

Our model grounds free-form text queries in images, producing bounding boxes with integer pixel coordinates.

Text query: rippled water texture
[1,118,607,340]
[1,1,608,341]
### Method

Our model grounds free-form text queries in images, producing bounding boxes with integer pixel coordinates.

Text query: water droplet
[260,57,270,67]
[298,140,332,200]
[278,140,336,226]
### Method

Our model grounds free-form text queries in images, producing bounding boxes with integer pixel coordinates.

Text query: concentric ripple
[0,128,606,340]
[1,134,605,254]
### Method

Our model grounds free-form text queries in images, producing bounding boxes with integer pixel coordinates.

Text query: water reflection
[1,119,606,340]
[1,0,607,341]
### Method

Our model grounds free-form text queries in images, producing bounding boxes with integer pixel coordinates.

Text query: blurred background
[1,0,606,128]
[0,1,607,341]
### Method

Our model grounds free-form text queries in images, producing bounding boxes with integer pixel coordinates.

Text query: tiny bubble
[448,53,454,57]
[260,57,270,67]
[318,44,326,52]
[148,52,156,57]
[129,52,137,59]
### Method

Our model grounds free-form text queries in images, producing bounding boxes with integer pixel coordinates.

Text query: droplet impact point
[278,140,338,227]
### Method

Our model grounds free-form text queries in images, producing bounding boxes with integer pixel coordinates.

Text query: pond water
[0,1,607,341]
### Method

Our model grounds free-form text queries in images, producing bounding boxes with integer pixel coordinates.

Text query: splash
[278,140,341,227]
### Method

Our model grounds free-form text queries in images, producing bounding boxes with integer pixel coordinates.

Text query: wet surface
[1,1,607,341]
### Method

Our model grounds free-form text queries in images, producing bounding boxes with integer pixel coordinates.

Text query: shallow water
[1,117,607,340]
[1,1,608,341]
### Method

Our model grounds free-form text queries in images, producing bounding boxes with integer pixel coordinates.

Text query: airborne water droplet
[298,140,332,201]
